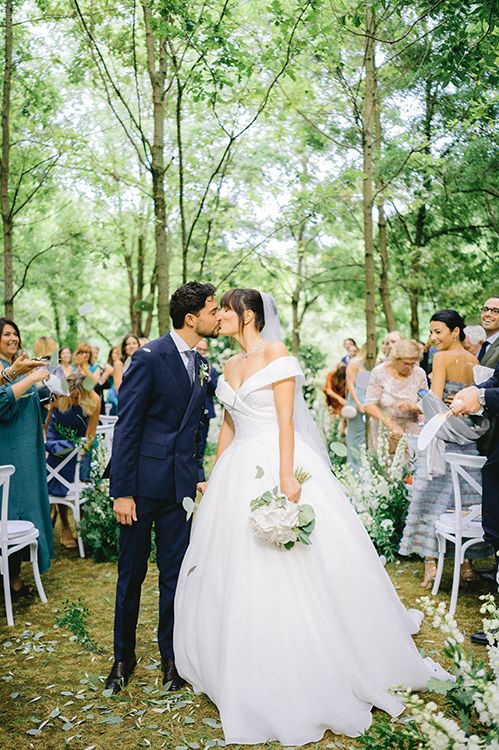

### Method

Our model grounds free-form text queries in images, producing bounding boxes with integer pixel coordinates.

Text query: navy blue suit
[479,365,499,551]
[199,365,219,459]
[109,332,208,660]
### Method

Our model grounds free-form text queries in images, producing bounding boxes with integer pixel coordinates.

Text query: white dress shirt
[170,329,197,373]
[485,330,499,345]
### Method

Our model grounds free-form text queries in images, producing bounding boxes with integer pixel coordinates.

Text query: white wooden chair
[47,446,88,558]
[97,418,117,461]
[0,465,47,626]
[432,452,487,616]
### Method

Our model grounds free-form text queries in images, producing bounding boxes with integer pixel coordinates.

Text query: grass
[0,527,495,750]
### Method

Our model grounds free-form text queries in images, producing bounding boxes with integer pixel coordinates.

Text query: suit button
[175,452,179,457]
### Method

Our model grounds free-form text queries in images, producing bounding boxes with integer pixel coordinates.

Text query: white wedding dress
[174,356,450,746]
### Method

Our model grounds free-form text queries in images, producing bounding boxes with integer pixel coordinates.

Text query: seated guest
[323,363,347,415]
[364,339,427,452]
[45,372,100,547]
[399,310,487,588]
[0,318,53,596]
[113,334,140,393]
[196,339,219,460]
[463,325,486,357]
[341,338,358,366]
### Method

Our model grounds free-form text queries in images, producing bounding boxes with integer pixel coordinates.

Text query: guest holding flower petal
[0,318,53,596]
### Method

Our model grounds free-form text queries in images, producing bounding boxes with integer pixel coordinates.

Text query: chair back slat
[46,446,81,493]
[0,465,15,546]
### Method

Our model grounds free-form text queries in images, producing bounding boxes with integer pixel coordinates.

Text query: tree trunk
[373,60,395,333]
[1,0,13,318]
[362,8,378,370]
[136,231,145,335]
[410,79,434,340]
[47,285,62,343]
[142,0,169,333]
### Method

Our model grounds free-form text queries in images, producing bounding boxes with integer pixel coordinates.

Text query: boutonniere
[199,362,209,385]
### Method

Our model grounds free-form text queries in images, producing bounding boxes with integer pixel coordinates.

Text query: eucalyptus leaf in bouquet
[249,467,315,550]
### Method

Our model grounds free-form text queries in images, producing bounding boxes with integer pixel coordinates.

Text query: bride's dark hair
[220,288,265,332]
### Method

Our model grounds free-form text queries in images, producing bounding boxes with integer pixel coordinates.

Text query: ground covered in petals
[0,534,494,750]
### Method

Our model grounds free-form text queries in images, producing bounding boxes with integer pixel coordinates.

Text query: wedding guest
[479,298,499,455]
[364,339,427,453]
[399,310,486,588]
[196,339,219,460]
[0,319,53,596]
[323,363,347,415]
[345,346,368,471]
[34,336,58,359]
[57,346,74,379]
[45,372,100,548]
[74,341,100,386]
[463,325,486,357]
[341,338,358,366]
[101,345,120,415]
[139,337,150,347]
[379,330,403,362]
[113,334,140,393]
[479,296,499,367]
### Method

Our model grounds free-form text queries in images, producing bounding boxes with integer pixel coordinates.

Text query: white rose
[381,518,394,531]
[251,500,300,546]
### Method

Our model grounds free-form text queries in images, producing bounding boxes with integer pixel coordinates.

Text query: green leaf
[330,442,348,457]
[83,376,95,391]
[182,496,196,521]
[427,677,454,695]
[298,504,315,526]
[202,717,222,728]
[255,465,264,479]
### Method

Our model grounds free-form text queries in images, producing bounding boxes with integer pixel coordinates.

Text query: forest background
[1,0,498,366]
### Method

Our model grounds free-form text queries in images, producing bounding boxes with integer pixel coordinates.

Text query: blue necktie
[478,340,490,362]
[185,350,196,385]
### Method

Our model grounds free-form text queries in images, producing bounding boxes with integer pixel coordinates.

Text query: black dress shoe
[105,654,137,694]
[471,631,498,646]
[161,657,186,691]
[477,567,499,584]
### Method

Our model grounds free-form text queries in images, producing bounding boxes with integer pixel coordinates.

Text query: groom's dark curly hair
[169,281,216,329]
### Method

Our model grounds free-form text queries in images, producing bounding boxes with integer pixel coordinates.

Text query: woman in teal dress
[0,318,53,595]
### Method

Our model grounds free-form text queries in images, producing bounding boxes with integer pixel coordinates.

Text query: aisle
[0,537,490,750]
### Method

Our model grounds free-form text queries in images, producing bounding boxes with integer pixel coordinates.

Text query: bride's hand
[280,475,302,503]
[197,481,208,494]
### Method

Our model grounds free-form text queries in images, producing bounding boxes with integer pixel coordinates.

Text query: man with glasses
[479,297,499,368]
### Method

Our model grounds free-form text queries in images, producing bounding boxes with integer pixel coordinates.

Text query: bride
[174,288,451,746]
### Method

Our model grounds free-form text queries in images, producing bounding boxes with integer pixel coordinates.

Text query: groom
[106,281,221,693]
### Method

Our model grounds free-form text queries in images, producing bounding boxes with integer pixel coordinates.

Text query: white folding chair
[432,452,487,616]
[0,465,47,626]
[97,419,117,461]
[47,446,88,558]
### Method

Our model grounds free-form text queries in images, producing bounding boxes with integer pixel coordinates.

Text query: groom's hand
[113,497,137,525]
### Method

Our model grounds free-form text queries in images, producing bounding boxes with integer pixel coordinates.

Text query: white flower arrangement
[250,467,316,550]
[359,595,499,749]
[337,428,412,561]
[198,361,209,385]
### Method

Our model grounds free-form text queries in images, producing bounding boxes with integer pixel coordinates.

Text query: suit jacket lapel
[159,332,192,400]
[178,352,207,433]
[482,338,499,368]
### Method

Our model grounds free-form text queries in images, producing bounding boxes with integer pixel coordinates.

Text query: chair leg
[30,542,47,604]
[1,552,14,627]
[449,538,462,617]
[432,535,446,596]
[74,503,85,559]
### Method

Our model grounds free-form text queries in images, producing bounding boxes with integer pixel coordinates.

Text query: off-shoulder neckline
[222,355,297,395]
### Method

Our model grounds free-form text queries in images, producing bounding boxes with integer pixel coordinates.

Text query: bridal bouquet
[250,467,315,550]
